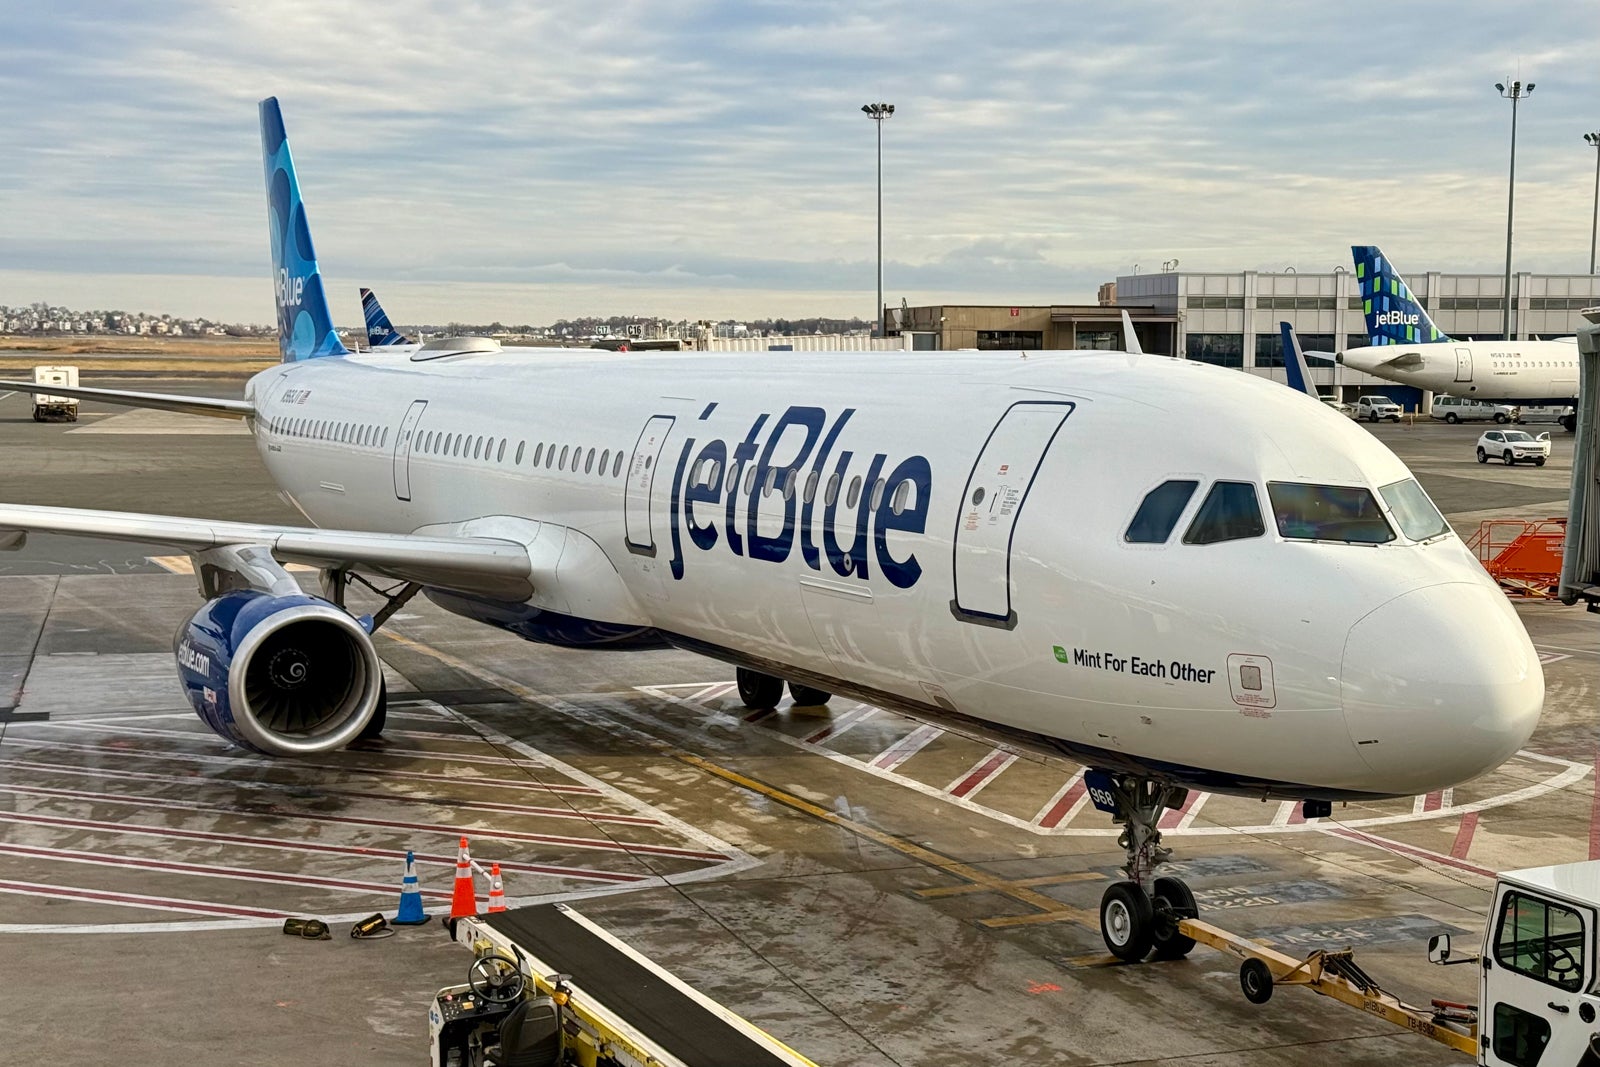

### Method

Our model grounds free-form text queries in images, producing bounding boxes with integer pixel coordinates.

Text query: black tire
[1444,412,1459,424]
[1494,413,1509,424]
[1368,412,1378,423]
[1240,957,1274,1004]
[1100,881,1155,963]
[1503,450,1515,465]
[1150,877,1199,960]
[787,682,831,707]
[1535,457,1546,467]
[736,667,784,710]
[1477,447,1488,464]
[1561,415,1577,433]
[357,679,387,740]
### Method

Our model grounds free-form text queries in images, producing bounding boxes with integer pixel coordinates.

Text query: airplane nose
[1341,582,1542,794]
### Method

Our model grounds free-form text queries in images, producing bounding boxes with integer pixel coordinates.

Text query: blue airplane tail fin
[260,97,348,362]
[361,288,414,346]
[1351,245,1451,345]
[1280,322,1320,399]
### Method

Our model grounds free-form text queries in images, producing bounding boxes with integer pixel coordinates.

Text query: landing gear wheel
[357,680,387,740]
[736,668,784,710]
[787,682,831,706]
[1150,876,1199,959]
[1240,957,1274,1004]
[1100,881,1155,963]
[1477,447,1488,464]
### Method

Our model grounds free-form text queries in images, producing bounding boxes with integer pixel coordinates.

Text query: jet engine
[175,590,382,755]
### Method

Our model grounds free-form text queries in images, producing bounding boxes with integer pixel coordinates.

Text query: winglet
[260,97,348,362]
[1351,245,1452,346]
[1120,309,1143,355]
[1280,322,1321,399]
[361,288,415,347]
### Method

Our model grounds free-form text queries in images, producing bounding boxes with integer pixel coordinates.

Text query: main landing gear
[735,667,831,709]
[321,568,421,743]
[1090,772,1199,963]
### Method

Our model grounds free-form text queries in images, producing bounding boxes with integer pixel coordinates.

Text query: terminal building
[889,267,1600,408]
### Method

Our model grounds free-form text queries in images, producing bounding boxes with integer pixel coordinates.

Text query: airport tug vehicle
[1182,859,1600,1063]
[29,365,79,422]
[431,904,819,1067]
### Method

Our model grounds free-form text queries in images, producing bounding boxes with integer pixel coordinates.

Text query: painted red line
[0,878,290,919]
[0,842,456,900]
[1422,791,1444,813]
[2,758,658,826]
[1037,777,1086,830]
[804,707,872,745]
[743,708,775,723]
[1287,802,1307,824]
[2,736,600,794]
[1451,812,1481,860]
[1158,790,1200,830]
[871,725,941,771]
[0,811,650,883]
[1590,750,1600,861]
[949,750,1011,799]
[0,782,725,860]
[1325,826,1496,878]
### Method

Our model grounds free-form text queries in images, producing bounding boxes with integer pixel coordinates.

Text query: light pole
[1586,131,1600,274]
[862,102,894,336]
[1496,80,1533,340]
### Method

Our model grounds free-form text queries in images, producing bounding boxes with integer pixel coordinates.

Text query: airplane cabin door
[392,399,427,501]
[1454,347,1473,383]
[951,400,1074,628]
[624,415,677,556]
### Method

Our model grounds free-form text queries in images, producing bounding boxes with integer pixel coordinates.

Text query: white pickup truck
[1354,395,1404,422]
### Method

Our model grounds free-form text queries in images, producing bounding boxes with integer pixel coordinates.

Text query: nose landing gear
[1089,772,1199,962]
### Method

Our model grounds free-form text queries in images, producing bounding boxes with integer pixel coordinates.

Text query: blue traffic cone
[392,851,431,925]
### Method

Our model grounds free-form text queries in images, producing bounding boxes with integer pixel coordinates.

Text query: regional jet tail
[1338,245,1580,427]
[361,287,415,347]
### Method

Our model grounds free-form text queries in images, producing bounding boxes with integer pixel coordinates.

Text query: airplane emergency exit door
[951,401,1074,627]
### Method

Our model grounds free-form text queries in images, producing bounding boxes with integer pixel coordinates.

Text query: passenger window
[869,478,885,510]
[1125,480,1198,544]
[1494,891,1585,992]
[846,476,862,508]
[546,444,555,469]
[725,461,741,493]
[497,439,506,463]
[1266,483,1394,543]
[824,473,841,506]
[515,441,525,465]
[531,443,542,466]
[783,470,796,500]
[612,452,623,478]
[599,449,609,474]
[804,471,819,504]
[744,464,758,495]
[559,445,569,470]
[1182,481,1265,545]
[890,479,913,516]
[763,468,779,496]
[584,448,595,474]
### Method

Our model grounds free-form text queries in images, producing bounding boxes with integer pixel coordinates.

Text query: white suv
[1354,395,1403,422]
[1476,428,1551,466]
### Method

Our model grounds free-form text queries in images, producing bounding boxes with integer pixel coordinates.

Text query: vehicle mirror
[1427,933,1451,965]
[1538,432,1550,441]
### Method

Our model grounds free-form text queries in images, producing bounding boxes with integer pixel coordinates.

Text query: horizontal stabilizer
[0,379,253,420]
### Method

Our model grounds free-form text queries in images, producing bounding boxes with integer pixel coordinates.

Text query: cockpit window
[1266,483,1395,544]
[1182,481,1265,545]
[1379,478,1452,541]
[1125,480,1199,544]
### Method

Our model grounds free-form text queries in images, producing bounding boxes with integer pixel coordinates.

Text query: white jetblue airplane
[0,101,1545,961]
[1340,246,1581,430]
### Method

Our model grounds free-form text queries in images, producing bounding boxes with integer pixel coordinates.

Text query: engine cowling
[175,590,382,755]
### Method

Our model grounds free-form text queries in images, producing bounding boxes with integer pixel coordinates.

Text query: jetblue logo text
[177,640,212,677]
[665,405,932,589]
[1373,310,1418,327]
[276,269,305,310]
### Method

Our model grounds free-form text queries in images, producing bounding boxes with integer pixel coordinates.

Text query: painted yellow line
[379,629,1098,932]
[914,870,1105,899]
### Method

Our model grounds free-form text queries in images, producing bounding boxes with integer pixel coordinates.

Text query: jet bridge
[1558,308,1600,612]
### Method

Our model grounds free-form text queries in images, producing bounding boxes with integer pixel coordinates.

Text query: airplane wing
[0,379,251,420]
[0,503,534,600]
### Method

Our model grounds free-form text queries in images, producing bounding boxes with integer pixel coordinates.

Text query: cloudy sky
[1,1,1596,326]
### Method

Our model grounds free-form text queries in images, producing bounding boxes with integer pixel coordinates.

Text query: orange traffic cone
[449,836,477,920]
[487,863,506,913]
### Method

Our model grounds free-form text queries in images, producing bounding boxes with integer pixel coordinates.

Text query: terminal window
[1185,334,1243,367]
[975,330,1043,350]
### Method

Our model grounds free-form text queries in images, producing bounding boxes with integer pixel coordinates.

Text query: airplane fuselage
[242,347,1542,802]
[1341,338,1580,405]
